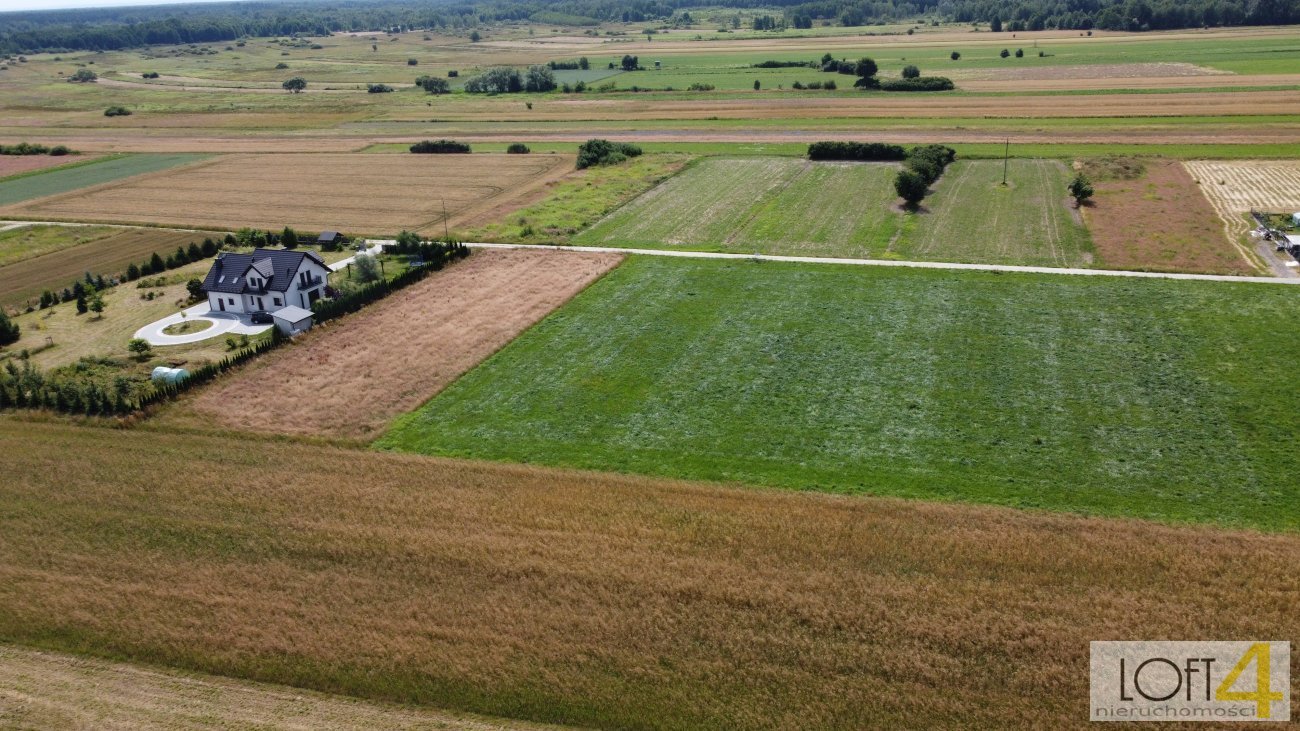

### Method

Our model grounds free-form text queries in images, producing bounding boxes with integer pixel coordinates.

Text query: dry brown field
[0,644,565,731]
[2,153,574,235]
[0,155,98,179]
[1,417,1298,729]
[0,227,213,307]
[1082,160,1262,275]
[178,248,623,438]
[379,89,1300,123]
[1184,160,1300,251]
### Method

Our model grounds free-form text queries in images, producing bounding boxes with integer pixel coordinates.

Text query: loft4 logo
[1091,641,1290,723]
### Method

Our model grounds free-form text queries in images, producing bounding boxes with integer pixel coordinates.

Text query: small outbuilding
[317,231,344,246]
[1291,212,1300,227]
[272,305,314,336]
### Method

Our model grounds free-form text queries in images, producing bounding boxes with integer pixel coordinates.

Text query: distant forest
[1,0,1296,54]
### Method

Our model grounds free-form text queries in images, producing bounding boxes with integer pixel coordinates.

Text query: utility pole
[1002,138,1010,186]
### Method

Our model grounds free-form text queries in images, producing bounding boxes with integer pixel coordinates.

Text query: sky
[0,0,234,11]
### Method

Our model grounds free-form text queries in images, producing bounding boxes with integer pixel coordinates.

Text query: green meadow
[380,256,1300,531]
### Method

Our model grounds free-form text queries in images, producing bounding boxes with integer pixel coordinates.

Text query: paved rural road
[431,242,1300,285]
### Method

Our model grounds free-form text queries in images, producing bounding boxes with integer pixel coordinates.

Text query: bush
[524,65,556,92]
[282,77,307,93]
[687,82,715,91]
[1000,48,1010,58]
[410,139,471,153]
[68,68,97,83]
[0,310,19,345]
[894,169,929,205]
[142,71,160,78]
[103,105,131,116]
[448,70,458,77]
[902,64,920,79]
[275,62,288,69]
[506,143,530,154]
[367,83,394,93]
[415,75,449,94]
[463,66,522,94]
[127,338,152,360]
[950,51,961,61]
[1069,173,1095,205]
[806,141,906,161]
[49,145,69,156]
[879,76,954,91]
[352,254,381,283]
[186,278,204,300]
[407,58,418,65]
[575,139,642,169]
[1015,48,1024,58]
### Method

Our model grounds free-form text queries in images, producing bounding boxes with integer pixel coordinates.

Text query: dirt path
[178,248,624,438]
[0,644,567,730]
[463,242,1295,284]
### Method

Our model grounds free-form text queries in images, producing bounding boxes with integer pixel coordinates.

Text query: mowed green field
[0,154,208,207]
[380,257,1300,531]
[576,157,901,257]
[576,156,1091,265]
[894,159,1094,267]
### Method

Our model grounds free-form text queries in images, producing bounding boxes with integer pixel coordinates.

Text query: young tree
[88,293,105,316]
[127,338,152,360]
[1068,173,1095,205]
[281,226,299,249]
[1015,48,1024,57]
[854,57,878,79]
[902,64,920,79]
[0,310,19,345]
[578,56,590,70]
[1000,48,1011,58]
[991,16,1003,32]
[753,79,761,91]
[76,293,88,314]
[186,278,204,300]
[149,252,165,273]
[524,65,556,92]
[282,76,307,93]
[895,169,929,206]
[950,51,961,61]
[353,253,381,283]
[469,30,481,42]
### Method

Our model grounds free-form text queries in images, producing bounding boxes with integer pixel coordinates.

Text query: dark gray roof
[201,248,328,295]
[318,231,339,241]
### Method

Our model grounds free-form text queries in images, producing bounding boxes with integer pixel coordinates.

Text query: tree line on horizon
[2,0,1295,54]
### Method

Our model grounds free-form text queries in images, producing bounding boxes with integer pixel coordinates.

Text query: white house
[200,248,331,315]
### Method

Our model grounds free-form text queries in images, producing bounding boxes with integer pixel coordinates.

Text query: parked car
[250,310,274,324]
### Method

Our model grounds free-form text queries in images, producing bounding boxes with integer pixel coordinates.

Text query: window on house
[274,297,282,306]
[229,298,235,305]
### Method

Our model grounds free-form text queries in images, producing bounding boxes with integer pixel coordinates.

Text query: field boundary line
[445,241,1298,284]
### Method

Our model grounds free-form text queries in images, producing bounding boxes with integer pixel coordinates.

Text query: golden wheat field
[3,153,574,235]
[175,248,624,439]
[1,418,1298,730]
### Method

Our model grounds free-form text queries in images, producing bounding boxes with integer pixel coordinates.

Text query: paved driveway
[133,302,272,346]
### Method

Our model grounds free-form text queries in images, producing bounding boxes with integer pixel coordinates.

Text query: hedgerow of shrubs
[410,139,471,153]
[0,142,72,156]
[506,143,530,154]
[879,76,955,91]
[806,141,907,161]
[575,139,642,169]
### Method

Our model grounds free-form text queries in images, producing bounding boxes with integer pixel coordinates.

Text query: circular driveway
[133,303,272,346]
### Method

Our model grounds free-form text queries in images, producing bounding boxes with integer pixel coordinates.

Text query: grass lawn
[3,257,256,373]
[0,154,210,207]
[379,256,1300,531]
[576,157,902,257]
[892,159,1095,267]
